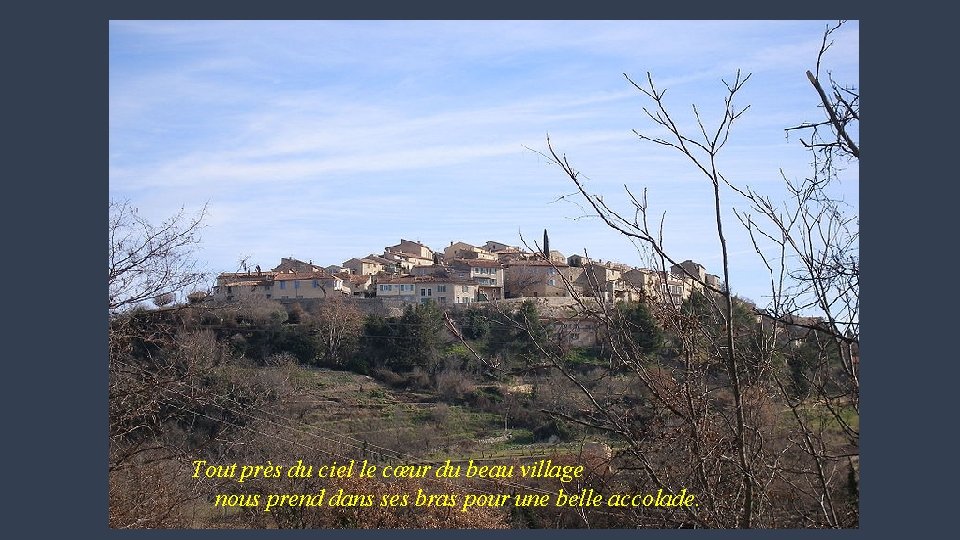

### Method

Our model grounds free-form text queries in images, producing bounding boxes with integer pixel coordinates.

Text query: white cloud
[109,20,858,307]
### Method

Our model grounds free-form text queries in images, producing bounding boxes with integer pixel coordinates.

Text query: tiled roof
[400,239,430,248]
[389,251,433,260]
[222,280,269,287]
[448,258,502,268]
[218,271,279,279]
[274,271,339,281]
[446,241,476,249]
[505,259,569,267]
[410,265,451,276]
[376,275,475,285]
[337,273,372,285]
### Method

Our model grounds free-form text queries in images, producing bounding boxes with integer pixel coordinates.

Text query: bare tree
[311,296,365,366]
[109,199,208,312]
[108,199,222,528]
[528,21,858,528]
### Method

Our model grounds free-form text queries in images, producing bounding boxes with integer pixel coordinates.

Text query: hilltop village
[214,234,722,311]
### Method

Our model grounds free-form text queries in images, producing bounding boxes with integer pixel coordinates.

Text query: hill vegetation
[109,22,858,529]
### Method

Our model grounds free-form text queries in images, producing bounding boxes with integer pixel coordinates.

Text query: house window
[312,280,319,288]
[461,285,469,292]
[421,288,432,297]
[280,281,286,290]
[437,285,447,292]
[548,279,557,286]
[438,297,447,304]
[294,280,300,289]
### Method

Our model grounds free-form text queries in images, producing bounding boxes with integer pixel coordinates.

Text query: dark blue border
[12,1,929,538]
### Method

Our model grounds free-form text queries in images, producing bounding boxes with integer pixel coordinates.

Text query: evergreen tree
[461,306,490,340]
[512,300,548,360]
[617,301,663,356]
[392,302,445,371]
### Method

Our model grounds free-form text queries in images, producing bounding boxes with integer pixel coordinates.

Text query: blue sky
[109,20,859,307]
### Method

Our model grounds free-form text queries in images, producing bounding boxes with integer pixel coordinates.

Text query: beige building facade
[620,268,689,306]
[443,241,498,261]
[215,270,348,302]
[504,260,575,298]
[342,257,385,276]
[385,239,434,260]
[375,275,478,306]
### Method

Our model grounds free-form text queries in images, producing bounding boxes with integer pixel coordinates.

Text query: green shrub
[533,418,572,442]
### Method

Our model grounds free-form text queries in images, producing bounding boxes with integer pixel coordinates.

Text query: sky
[109,20,859,308]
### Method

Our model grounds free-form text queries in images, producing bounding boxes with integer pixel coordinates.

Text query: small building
[272,271,348,300]
[272,257,323,274]
[214,268,347,302]
[365,254,402,274]
[342,257,385,276]
[447,259,505,301]
[443,241,498,261]
[548,250,566,264]
[503,259,574,298]
[482,240,514,252]
[214,272,277,302]
[544,316,600,348]
[385,239,434,260]
[620,268,687,306]
[338,272,374,296]
[375,275,479,306]
[671,260,706,284]
[572,262,625,301]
